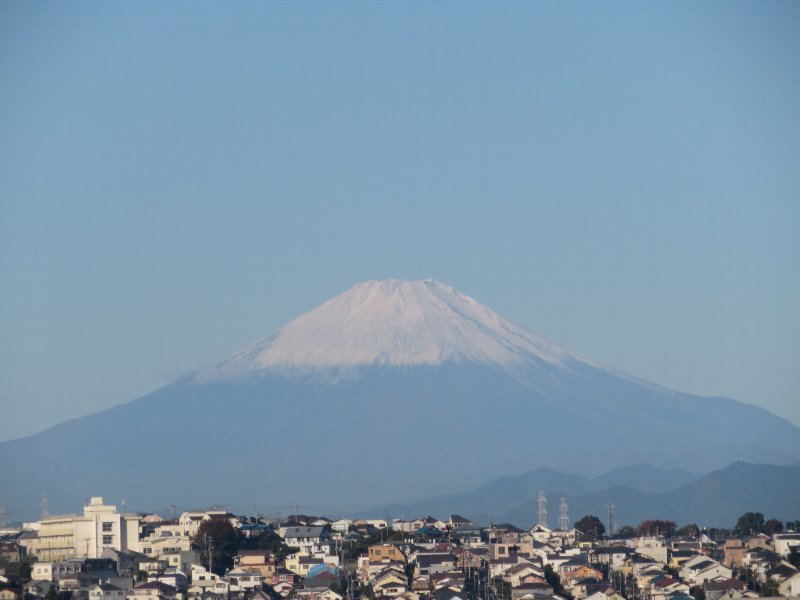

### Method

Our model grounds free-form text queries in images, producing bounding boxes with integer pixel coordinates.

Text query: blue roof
[416,526,443,535]
[307,564,338,579]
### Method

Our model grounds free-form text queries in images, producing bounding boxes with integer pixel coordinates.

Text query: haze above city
[1,1,799,443]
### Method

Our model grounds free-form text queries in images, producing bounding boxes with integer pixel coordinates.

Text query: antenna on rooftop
[120,498,127,513]
[41,493,49,518]
[606,504,615,536]
[537,492,548,527]
[559,497,569,530]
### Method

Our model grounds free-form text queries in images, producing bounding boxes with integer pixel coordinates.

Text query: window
[103,535,113,544]
[102,522,113,532]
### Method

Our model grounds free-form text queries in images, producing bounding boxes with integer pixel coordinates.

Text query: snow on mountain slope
[216,279,583,374]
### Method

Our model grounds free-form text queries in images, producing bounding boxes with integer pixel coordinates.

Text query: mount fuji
[2,279,798,519]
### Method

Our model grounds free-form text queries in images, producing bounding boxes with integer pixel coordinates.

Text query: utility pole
[205,534,214,573]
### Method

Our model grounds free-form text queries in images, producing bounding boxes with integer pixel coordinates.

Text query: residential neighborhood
[1,498,799,600]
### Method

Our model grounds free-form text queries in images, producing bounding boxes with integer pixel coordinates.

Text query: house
[147,568,187,588]
[314,591,343,600]
[137,534,194,569]
[271,568,300,588]
[373,571,408,597]
[529,525,552,544]
[58,572,101,596]
[281,527,331,554]
[635,537,667,564]
[773,533,800,557]
[503,564,545,588]
[271,581,294,597]
[645,575,689,600]
[562,566,603,585]
[704,578,746,600]
[0,543,19,564]
[0,588,22,600]
[31,563,54,581]
[25,580,56,598]
[224,569,262,592]
[450,526,482,546]
[369,545,407,564]
[593,547,635,571]
[679,556,732,585]
[353,520,388,532]
[177,512,236,539]
[128,581,182,600]
[668,551,697,570]
[89,583,127,600]
[509,583,552,600]
[767,562,800,597]
[428,589,467,600]
[415,553,456,577]
[583,589,625,600]
[490,543,519,561]
[722,539,745,569]
[557,555,590,579]
[331,520,353,534]
[234,550,276,578]
[284,553,324,577]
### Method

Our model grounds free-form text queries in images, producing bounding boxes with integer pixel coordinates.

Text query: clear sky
[1,1,798,442]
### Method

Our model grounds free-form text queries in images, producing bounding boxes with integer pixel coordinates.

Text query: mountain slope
[501,462,800,528]
[370,464,700,521]
[1,279,798,521]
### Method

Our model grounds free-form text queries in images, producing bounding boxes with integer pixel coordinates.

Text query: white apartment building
[27,497,140,561]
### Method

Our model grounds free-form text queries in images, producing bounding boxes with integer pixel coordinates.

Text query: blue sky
[1,1,798,442]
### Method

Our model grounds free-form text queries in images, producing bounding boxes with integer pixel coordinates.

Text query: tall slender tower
[537,492,548,527]
[558,497,569,530]
[606,504,615,536]
[41,493,49,518]
[0,497,6,528]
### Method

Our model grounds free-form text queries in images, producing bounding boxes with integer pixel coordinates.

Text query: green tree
[761,519,783,536]
[676,524,700,537]
[329,580,343,594]
[543,564,572,599]
[575,515,605,538]
[636,520,676,537]
[611,525,635,539]
[46,587,59,600]
[250,530,296,561]
[689,586,705,600]
[787,546,800,569]
[19,560,33,581]
[761,578,780,596]
[492,577,511,600]
[194,517,238,574]
[734,512,765,535]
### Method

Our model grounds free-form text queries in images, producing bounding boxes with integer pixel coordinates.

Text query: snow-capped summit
[218,279,579,373]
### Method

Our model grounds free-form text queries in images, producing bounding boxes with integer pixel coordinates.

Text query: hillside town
[1,498,799,600]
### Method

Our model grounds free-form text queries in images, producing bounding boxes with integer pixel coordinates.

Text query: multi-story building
[26,497,140,561]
